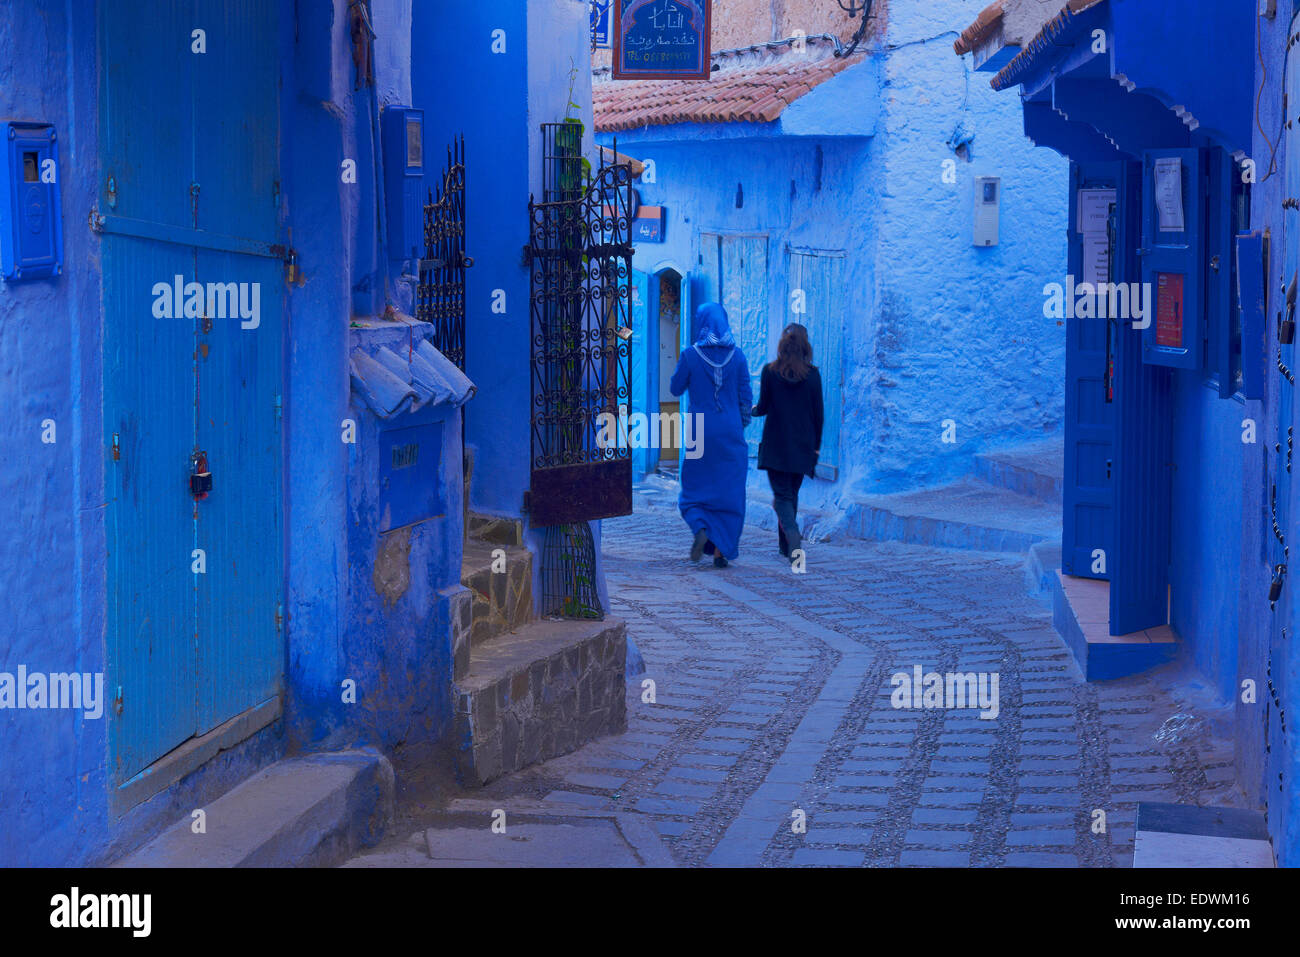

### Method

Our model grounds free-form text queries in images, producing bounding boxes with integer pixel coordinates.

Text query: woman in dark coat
[751,323,823,564]
[670,302,752,568]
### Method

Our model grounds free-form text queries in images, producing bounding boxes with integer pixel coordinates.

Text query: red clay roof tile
[593,50,863,132]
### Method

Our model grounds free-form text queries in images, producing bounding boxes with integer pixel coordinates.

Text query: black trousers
[767,470,804,555]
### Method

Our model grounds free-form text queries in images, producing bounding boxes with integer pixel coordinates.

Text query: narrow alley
[349,493,1239,868]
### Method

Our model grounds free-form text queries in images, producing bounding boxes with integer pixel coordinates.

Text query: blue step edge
[1050,571,1178,681]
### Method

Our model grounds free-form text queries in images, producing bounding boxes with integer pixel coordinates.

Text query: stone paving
[349,503,1243,868]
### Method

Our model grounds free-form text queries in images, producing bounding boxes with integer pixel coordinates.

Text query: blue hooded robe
[669,302,752,561]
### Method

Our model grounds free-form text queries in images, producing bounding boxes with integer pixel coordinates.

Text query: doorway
[656,271,683,467]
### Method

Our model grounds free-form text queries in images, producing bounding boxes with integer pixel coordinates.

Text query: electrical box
[974,176,1000,247]
[381,106,425,264]
[1,122,62,281]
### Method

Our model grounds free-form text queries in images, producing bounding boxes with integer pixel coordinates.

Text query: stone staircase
[452,512,627,787]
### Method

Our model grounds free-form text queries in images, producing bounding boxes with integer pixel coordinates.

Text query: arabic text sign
[613,0,711,80]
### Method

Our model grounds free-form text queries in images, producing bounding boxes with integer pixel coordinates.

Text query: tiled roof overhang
[953,1,1005,56]
[990,0,1107,92]
[594,41,864,132]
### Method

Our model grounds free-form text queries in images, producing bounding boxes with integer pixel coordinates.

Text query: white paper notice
[1083,235,1111,285]
[1154,157,1185,232]
[1077,189,1116,236]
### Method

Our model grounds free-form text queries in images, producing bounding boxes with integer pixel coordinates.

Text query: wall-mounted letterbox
[378,420,445,532]
[381,106,425,264]
[0,122,62,282]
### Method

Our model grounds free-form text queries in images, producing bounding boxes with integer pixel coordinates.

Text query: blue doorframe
[630,268,654,476]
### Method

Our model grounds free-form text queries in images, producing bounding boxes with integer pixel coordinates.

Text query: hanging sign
[613,0,712,81]
[591,1,612,49]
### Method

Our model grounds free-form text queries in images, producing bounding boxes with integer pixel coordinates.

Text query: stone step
[114,750,394,868]
[466,512,524,547]
[453,617,628,787]
[844,477,1060,554]
[461,539,533,647]
[1051,571,1177,680]
[1133,802,1274,867]
[972,436,1064,504]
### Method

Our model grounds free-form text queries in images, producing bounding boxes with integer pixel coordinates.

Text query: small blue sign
[613,0,711,80]
[591,1,612,49]
[632,207,665,243]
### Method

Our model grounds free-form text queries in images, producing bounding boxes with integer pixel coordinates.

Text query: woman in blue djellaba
[669,302,753,568]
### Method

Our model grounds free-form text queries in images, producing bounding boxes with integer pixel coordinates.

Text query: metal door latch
[1270,563,1287,606]
[190,451,212,500]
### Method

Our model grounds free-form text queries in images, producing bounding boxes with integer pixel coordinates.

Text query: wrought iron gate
[526,124,634,527]
[416,136,470,369]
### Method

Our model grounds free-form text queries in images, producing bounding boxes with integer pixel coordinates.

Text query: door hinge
[189,182,201,225]
[111,433,120,461]
[275,603,283,633]
[274,394,282,423]
[113,685,124,716]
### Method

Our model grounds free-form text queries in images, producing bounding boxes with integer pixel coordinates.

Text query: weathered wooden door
[100,0,285,781]
[787,248,844,479]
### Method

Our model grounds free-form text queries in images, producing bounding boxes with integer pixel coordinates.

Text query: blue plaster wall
[873,0,1067,494]
[1252,3,1300,868]
[413,0,532,520]
[343,331,463,750]
[3,0,474,865]
[0,0,109,867]
[1167,376,1243,704]
[283,0,365,750]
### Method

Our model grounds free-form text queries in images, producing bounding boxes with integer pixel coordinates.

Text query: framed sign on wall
[612,0,712,80]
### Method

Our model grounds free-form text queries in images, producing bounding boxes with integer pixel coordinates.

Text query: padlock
[1269,563,1287,604]
[190,451,212,500]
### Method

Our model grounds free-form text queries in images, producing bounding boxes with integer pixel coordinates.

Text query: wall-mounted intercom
[974,175,1000,247]
[1,121,62,281]
[381,106,425,264]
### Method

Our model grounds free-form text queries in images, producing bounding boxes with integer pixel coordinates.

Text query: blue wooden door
[101,0,284,779]
[1111,159,1174,635]
[787,249,844,480]
[1062,163,1118,579]
[719,235,768,457]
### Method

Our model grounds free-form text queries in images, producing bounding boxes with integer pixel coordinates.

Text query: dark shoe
[690,529,708,562]
[713,555,728,569]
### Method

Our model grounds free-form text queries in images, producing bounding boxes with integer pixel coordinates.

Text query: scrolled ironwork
[416,135,469,370]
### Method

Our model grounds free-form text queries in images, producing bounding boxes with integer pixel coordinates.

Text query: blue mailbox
[0,121,62,282]
[381,106,424,264]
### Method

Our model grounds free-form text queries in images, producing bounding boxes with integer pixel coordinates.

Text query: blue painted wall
[2,0,474,865]
[874,1,1067,493]
[1253,2,1300,868]
[414,0,532,520]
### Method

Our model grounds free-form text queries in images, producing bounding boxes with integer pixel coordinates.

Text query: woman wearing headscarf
[669,302,753,568]
[751,323,823,565]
